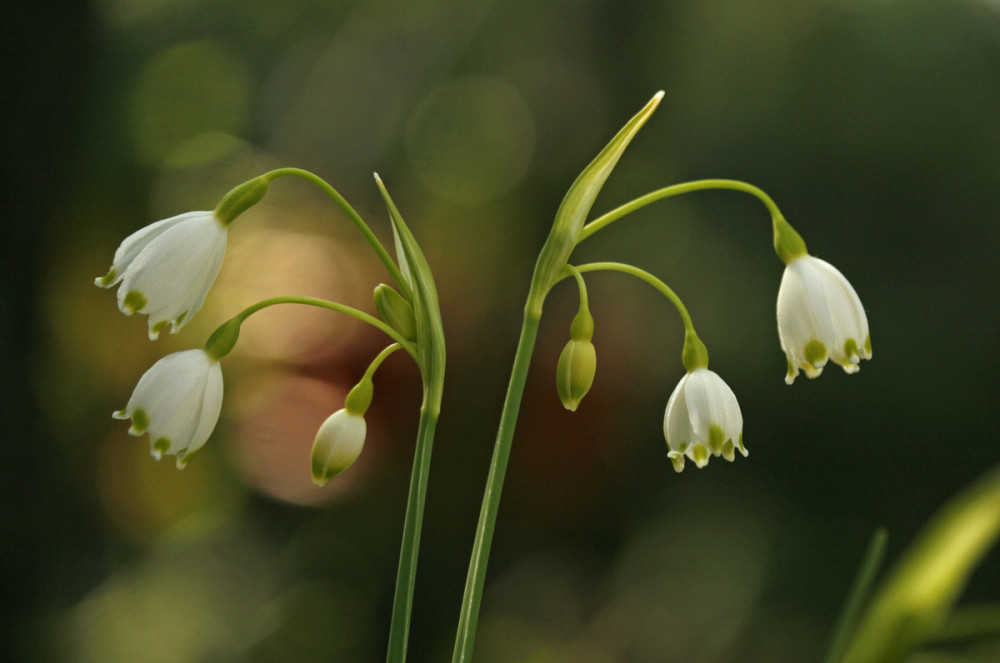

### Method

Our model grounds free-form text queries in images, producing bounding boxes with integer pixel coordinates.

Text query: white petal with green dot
[98,210,229,339]
[777,255,870,384]
[114,349,223,467]
[663,368,745,472]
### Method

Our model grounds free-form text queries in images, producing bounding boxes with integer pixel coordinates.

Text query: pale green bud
[374,283,417,342]
[556,337,597,412]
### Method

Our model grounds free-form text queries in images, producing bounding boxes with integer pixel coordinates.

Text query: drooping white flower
[113,349,224,469]
[96,211,228,340]
[776,255,871,385]
[312,409,367,486]
[663,368,746,473]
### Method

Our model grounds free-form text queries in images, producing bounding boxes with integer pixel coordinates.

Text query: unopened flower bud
[311,409,366,486]
[374,283,417,341]
[556,338,597,412]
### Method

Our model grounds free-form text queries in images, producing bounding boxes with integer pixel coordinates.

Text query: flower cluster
[99,172,436,482]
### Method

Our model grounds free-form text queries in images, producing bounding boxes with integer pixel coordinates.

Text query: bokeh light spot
[405,75,535,204]
[130,40,250,166]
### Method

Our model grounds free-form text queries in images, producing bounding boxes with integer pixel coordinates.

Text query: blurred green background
[4,0,1000,661]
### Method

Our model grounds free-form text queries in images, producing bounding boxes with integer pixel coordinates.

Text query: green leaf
[841,465,1000,663]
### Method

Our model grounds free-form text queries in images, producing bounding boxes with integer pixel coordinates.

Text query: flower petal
[663,368,745,471]
[777,255,870,383]
[115,349,223,466]
[102,211,228,338]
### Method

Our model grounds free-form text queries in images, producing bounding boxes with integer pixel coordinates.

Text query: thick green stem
[262,167,411,297]
[580,178,785,242]
[386,397,440,663]
[452,307,542,663]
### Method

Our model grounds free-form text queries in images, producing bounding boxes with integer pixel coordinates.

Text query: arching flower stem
[261,167,412,299]
[225,295,418,360]
[569,262,708,370]
[579,178,786,244]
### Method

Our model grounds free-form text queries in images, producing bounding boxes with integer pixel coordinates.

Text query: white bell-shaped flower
[312,409,367,486]
[96,211,228,340]
[777,255,871,384]
[663,368,746,472]
[113,349,224,468]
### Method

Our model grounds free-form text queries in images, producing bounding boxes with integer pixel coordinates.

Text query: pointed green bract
[530,92,664,305]
[374,174,446,394]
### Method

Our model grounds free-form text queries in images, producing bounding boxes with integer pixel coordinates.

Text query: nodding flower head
[96,211,229,340]
[663,368,746,473]
[311,409,367,486]
[113,349,224,469]
[777,255,871,385]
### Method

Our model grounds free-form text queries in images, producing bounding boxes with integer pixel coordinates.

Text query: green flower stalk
[452,87,876,659]
[452,92,666,663]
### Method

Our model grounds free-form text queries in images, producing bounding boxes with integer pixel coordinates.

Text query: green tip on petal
[311,459,327,486]
[668,452,685,473]
[708,424,725,454]
[152,437,171,458]
[96,268,117,287]
[131,408,149,433]
[151,319,169,336]
[721,439,736,462]
[176,449,198,469]
[786,357,796,378]
[311,459,343,487]
[803,339,827,366]
[865,333,873,356]
[692,443,710,468]
[737,433,748,457]
[123,290,148,314]
[844,337,859,359]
